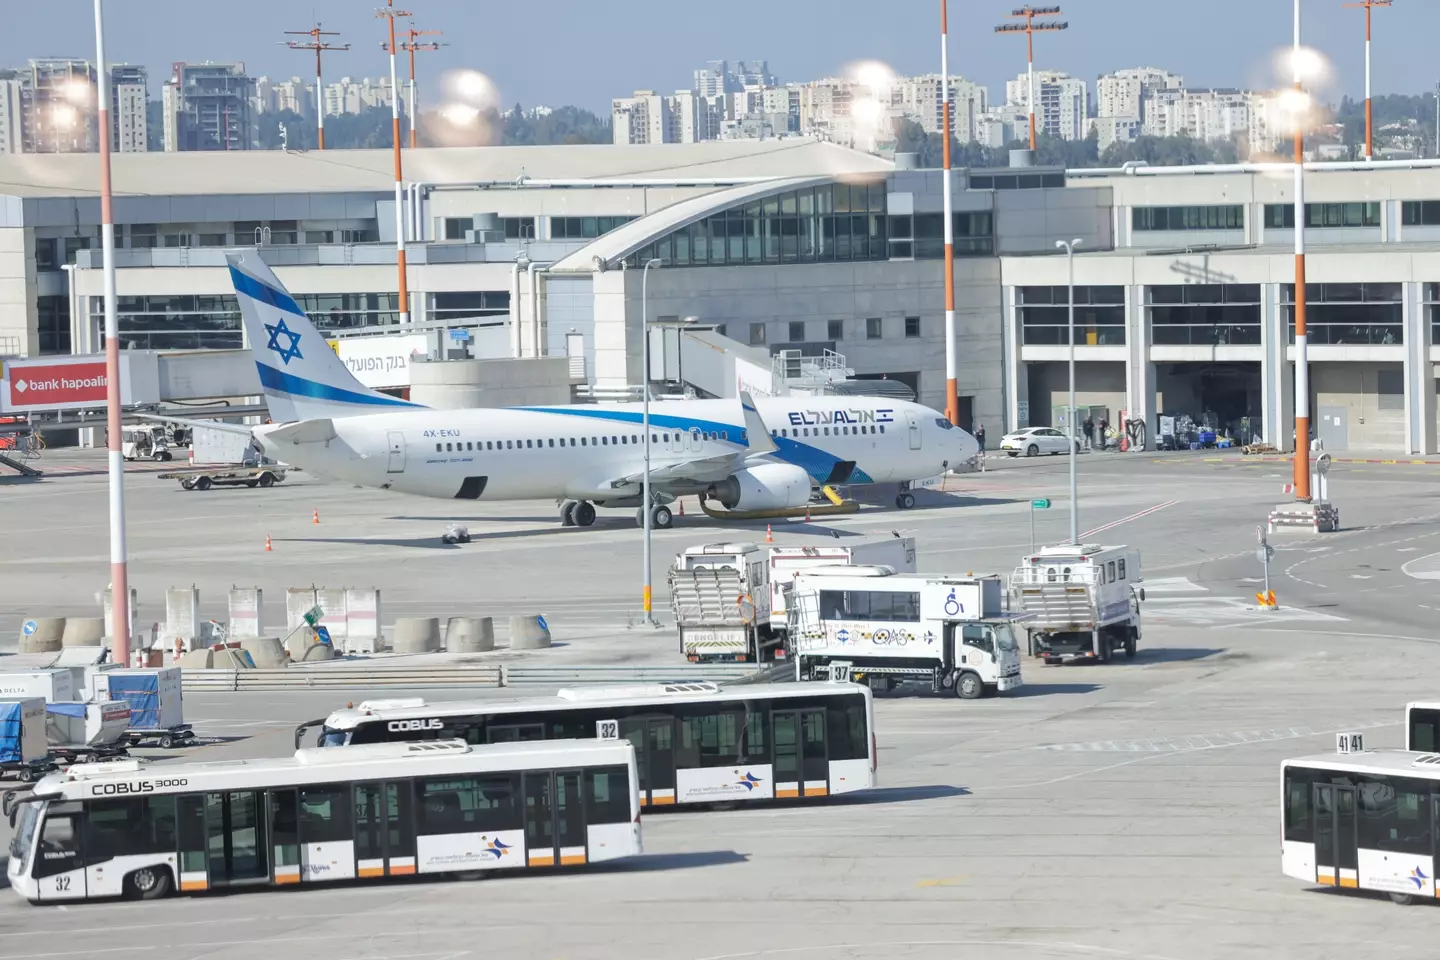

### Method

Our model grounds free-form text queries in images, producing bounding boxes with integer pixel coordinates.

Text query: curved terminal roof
[0,138,891,199]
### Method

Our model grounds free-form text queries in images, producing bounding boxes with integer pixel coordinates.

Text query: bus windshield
[318,726,350,747]
[9,801,39,871]
[994,625,1019,652]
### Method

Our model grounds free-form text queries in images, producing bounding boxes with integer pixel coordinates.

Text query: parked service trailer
[157,466,286,490]
[91,668,195,748]
[1,698,53,782]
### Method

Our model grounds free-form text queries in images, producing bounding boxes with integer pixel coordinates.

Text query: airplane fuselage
[257,396,975,503]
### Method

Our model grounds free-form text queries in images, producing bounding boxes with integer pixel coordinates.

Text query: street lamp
[1055,238,1082,544]
[641,257,664,626]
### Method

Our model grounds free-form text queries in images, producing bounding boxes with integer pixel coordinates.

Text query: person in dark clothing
[975,424,986,452]
[1098,418,1109,451]
[1082,416,1094,450]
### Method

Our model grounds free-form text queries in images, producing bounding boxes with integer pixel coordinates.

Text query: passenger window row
[435,430,732,454]
[770,425,885,439]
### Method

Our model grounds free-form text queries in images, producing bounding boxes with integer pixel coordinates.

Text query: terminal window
[1282,283,1402,345]
[1149,284,1261,346]
[1264,202,1380,229]
[1019,286,1126,346]
[1132,206,1244,231]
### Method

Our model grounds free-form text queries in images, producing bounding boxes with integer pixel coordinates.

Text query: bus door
[772,708,829,798]
[522,769,587,867]
[1313,783,1358,888]
[31,801,86,901]
[619,717,677,806]
[354,781,418,879]
[203,791,270,887]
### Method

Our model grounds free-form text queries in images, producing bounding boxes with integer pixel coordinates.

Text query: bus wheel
[126,866,172,900]
[1390,892,1416,905]
[954,672,983,700]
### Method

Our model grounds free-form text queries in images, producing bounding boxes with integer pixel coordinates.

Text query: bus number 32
[55,876,71,892]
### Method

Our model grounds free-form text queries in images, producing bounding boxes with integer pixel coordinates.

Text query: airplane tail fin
[740,391,778,455]
[227,249,422,422]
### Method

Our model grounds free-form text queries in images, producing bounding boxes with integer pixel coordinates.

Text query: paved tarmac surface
[2,448,1439,958]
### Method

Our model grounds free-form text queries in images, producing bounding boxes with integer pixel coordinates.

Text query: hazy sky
[4,0,1439,114]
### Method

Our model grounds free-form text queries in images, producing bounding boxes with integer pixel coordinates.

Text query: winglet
[740,391,778,455]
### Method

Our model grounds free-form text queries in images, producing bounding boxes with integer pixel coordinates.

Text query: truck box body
[767,537,917,630]
[1010,544,1141,630]
[0,698,48,765]
[670,543,772,661]
[91,667,184,729]
[45,701,131,748]
[190,425,259,466]
[0,669,77,703]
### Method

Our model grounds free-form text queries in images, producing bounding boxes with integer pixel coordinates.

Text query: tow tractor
[121,425,173,462]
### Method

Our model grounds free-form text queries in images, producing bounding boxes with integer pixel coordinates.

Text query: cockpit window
[934,418,953,430]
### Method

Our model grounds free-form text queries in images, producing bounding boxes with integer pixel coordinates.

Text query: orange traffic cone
[765,523,774,543]
[265,535,273,552]
[804,505,812,523]
[312,509,320,524]
[678,499,685,517]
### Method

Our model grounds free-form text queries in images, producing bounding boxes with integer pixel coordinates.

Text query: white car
[999,426,1079,457]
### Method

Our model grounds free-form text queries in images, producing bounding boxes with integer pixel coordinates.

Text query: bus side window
[1118,558,1126,580]
[1107,561,1116,583]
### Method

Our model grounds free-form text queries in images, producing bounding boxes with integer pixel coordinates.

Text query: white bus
[297,681,876,808]
[1282,736,1440,905]
[5,738,640,904]
[1404,702,1440,752]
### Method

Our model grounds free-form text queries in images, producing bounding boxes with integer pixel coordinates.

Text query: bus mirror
[1139,588,1145,602]
[3,789,16,824]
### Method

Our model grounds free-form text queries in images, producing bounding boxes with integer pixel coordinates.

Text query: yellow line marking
[916,877,965,888]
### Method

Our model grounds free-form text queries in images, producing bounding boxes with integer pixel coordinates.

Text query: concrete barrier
[508,615,552,650]
[227,587,263,638]
[296,642,335,662]
[446,617,495,653]
[176,648,214,669]
[20,617,65,653]
[239,636,288,668]
[393,617,441,654]
[61,618,105,648]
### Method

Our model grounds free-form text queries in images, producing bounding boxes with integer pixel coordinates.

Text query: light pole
[641,257,663,626]
[1055,238,1082,544]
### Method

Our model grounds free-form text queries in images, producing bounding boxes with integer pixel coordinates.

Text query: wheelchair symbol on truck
[944,589,962,616]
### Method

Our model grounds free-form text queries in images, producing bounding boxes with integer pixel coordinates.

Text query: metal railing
[179,662,759,691]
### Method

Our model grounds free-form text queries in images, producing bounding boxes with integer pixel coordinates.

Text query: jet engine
[709,463,813,511]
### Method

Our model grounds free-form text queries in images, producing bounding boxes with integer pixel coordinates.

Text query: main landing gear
[635,503,672,530]
[894,491,916,510]
[560,500,596,527]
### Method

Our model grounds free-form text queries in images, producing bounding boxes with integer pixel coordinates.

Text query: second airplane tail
[227,249,422,422]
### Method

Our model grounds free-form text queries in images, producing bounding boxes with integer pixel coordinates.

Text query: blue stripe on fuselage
[516,405,875,485]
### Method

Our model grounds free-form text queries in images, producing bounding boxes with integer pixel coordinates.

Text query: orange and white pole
[315,42,327,150]
[941,0,958,425]
[383,2,411,326]
[94,0,130,664]
[1363,2,1372,161]
[407,38,418,149]
[1293,0,1311,500]
[1026,25,1037,150]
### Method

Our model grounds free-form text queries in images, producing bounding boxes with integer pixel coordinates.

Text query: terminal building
[0,141,1436,453]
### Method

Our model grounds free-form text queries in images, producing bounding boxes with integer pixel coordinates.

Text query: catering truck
[787,568,1025,698]
[1008,543,1143,664]
[669,537,919,663]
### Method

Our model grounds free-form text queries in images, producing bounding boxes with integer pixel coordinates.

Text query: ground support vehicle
[670,542,774,662]
[296,681,875,807]
[766,538,916,653]
[4,738,641,903]
[1,699,54,783]
[1010,543,1143,664]
[159,466,286,490]
[120,425,173,462]
[45,701,133,765]
[92,668,197,749]
[788,569,1025,699]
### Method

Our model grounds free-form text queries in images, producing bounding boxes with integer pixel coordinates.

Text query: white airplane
[226,250,977,528]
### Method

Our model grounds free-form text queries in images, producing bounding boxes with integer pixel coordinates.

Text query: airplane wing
[132,413,253,436]
[611,451,748,487]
